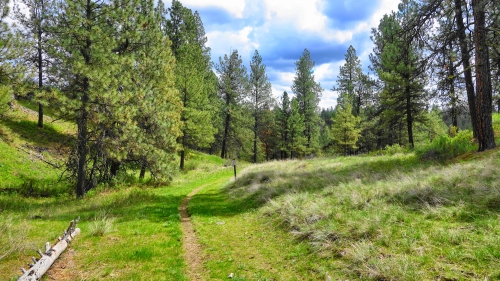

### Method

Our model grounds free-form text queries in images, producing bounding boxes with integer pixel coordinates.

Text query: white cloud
[206,26,258,59]
[370,0,401,28]
[263,0,327,33]
[319,89,338,109]
[179,0,246,18]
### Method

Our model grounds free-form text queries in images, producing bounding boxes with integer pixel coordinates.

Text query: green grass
[0,156,235,280]
[208,153,500,280]
[0,101,74,191]
[2,104,500,280]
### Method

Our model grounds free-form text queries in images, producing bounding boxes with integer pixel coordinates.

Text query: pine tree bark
[253,115,258,163]
[454,0,479,138]
[221,108,230,159]
[472,0,496,151]
[76,95,88,198]
[139,162,146,179]
[76,0,92,198]
[37,27,43,128]
[447,42,458,128]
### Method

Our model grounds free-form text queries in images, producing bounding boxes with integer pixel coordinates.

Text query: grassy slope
[0,104,235,280]
[188,122,500,280]
[2,103,500,280]
[0,102,74,189]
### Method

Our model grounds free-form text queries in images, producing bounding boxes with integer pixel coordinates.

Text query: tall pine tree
[166,0,216,169]
[291,48,322,155]
[215,50,248,159]
[249,50,272,163]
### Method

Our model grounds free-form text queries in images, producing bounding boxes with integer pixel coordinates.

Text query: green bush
[0,84,11,116]
[367,144,407,156]
[416,130,475,160]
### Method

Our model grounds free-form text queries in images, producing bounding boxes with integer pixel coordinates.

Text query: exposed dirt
[45,248,81,280]
[179,184,209,280]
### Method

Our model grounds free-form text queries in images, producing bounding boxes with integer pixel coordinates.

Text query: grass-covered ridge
[211,152,500,280]
[2,103,500,280]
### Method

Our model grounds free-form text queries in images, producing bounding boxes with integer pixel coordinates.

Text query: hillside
[1,104,500,280]
[190,152,500,280]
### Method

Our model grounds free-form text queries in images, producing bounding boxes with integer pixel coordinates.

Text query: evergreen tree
[215,49,248,159]
[249,49,272,163]
[275,91,291,159]
[336,45,369,116]
[0,0,13,115]
[166,0,216,169]
[370,2,428,149]
[471,0,495,151]
[291,48,322,154]
[52,0,181,197]
[330,101,361,156]
[288,97,306,158]
[13,0,55,128]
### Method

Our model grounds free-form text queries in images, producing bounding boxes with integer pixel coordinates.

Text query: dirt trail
[179,184,209,280]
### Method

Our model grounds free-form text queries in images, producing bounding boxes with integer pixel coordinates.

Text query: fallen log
[18,217,80,281]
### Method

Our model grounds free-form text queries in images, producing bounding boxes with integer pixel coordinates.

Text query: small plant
[384,143,406,155]
[448,125,458,137]
[88,210,114,236]
[0,216,30,260]
[416,130,475,160]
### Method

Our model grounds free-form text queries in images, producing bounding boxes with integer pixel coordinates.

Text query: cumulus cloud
[168,0,402,109]
[180,0,246,18]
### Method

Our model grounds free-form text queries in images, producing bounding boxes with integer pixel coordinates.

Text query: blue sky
[167,0,401,109]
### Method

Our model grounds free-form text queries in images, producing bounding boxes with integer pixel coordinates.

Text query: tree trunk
[110,160,120,177]
[180,149,185,170]
[76,1,93,199]
[472,0,496,151]
[76,94,88,198]
[139,161,146,179]
[253,115,258,163]
[448,42,458,128]
[180,87,188,170]
[18,220,80,281]
[405,80,414,149]
[37,21,43,129]
[454,0,479,138]
[221,110,230,159]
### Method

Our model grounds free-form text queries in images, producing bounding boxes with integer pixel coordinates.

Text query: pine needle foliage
[50,0,181,197]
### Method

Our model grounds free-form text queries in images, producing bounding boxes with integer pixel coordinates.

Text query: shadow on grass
[189,155,428,217]
[0,186,184,228]
[0,117,74,148]
[0,174,70,198]
[389,182,500,222]
[191,152,500,223]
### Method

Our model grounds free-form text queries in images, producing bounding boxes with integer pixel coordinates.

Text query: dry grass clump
[0,216,31,260]
[88,210,114,236]
[253,151,500,280]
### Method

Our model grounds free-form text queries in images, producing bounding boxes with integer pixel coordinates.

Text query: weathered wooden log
[18,218,80,281]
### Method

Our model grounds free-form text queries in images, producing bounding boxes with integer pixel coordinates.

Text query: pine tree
[0,0,13,115]
[166,0,216,169]
[13,0,55,128]
[330,101,361,156]
[215,50,248,159]
[52,0,181,197]
[275,91,291,159]
[471,0,495,151]
[336,45,369,116]
[370,2,428,149]
[288,97,306,158]
[249,50,272,163]
[291,48,322,154]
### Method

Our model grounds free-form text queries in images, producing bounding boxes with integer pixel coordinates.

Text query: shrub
[88,210,114,236]
[416,130,475,160]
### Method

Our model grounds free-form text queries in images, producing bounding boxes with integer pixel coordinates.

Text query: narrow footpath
[179,184,209,280]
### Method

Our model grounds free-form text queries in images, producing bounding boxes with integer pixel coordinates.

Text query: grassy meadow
[2,103,500,280]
